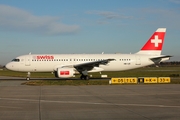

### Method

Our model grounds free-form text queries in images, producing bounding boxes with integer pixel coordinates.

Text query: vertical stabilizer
[136,28,166,55]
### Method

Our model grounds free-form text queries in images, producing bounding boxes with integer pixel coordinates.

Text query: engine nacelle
[55,68,75,78]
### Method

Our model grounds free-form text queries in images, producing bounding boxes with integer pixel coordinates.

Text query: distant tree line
[0,65,3,68]
[149,61,180,67]
[160,61,180,66]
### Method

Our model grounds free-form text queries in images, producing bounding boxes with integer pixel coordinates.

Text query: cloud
[140,8,180,29]
[86,10,134,26]
[87,10,133,19]
[0,4,80,35]
[169,0,180,4]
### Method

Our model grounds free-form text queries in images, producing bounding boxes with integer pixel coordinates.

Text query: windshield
[12,59,20,62]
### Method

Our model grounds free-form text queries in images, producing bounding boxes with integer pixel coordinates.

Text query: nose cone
[6,62,14,71]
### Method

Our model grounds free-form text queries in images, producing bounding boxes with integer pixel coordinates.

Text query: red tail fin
[137,28,166,55]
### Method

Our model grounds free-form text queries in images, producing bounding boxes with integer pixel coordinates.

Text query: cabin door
[136,56,141,65]
[25,55,31,66]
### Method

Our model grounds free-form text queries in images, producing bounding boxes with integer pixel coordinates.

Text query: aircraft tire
[26,77,30,81]
[85,75,89,80]
[80,75,89,80]
[80,75,84,80]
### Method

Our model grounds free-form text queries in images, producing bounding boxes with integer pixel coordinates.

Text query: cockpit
[12,58,20,62]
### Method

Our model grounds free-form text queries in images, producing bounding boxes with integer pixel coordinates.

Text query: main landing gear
[80,75,89,80]
[26,72,31,81]
[80,70,90,80]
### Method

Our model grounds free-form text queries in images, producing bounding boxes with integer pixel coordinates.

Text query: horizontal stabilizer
[150,55,172,64]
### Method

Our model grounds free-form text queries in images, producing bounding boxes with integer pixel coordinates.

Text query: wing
[74,59,115,72]
[61,59,114,72]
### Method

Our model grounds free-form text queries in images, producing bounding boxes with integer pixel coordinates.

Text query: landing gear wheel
[26,72,31,81]
[80,75,84,80]
[26,77,30,81]
[85,75,89,80]
[80,75,90,80]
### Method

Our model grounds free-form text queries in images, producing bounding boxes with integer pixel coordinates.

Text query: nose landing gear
[26,72,31,80]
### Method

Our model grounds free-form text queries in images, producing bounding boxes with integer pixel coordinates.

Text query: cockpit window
[12,59,20,62]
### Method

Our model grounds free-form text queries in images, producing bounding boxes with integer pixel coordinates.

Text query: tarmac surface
[0,76,180,120]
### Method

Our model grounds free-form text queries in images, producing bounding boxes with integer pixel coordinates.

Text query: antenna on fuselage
[29,52,31,55]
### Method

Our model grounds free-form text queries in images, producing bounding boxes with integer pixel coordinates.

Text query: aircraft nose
[5,63,13,70]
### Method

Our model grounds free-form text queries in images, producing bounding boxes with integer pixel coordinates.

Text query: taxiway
[0,78,180,120]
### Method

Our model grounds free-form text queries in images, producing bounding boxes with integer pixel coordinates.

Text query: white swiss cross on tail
[136,28,166,55]
[151,35,162,47]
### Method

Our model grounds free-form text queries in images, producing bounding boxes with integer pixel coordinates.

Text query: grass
[21,80,109,86]
[0,67,180,85]
[1,67,180,78]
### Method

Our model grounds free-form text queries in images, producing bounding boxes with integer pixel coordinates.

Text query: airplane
[6,28,171,80]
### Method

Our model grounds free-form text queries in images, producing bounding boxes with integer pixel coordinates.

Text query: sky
[0,0,180,65]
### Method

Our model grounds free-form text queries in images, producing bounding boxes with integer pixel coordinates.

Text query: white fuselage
[6,54,157,73]
[6,28,171,80]
[5,28,170,80]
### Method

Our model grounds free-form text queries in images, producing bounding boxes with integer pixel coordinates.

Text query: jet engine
[54,68,75,78]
